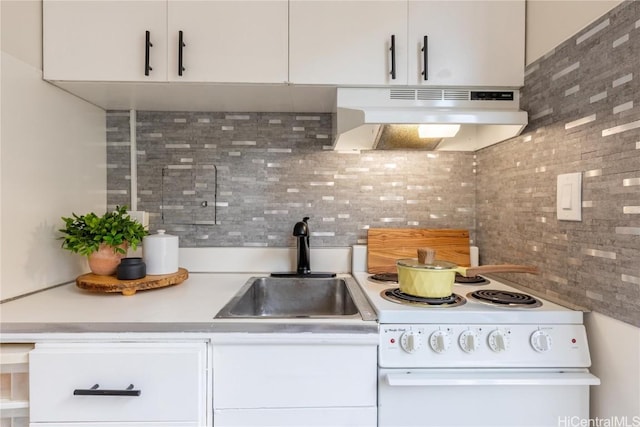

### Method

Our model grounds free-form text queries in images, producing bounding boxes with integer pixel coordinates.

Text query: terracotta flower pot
[88,243,128,276]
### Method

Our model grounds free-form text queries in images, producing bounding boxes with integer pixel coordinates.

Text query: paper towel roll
[470,246,479,267]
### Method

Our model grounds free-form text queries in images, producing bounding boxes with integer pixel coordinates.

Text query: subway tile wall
[107,112,476,248]
[477,0,639,326]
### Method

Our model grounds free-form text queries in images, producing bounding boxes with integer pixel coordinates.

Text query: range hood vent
[444,89,471,101]
[390,88,416,100]
[333,87,528,152]
[390,88,505,102]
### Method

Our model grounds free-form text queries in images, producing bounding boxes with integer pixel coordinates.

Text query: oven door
[379,368,600,427]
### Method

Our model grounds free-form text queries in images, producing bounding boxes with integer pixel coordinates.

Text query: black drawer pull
[145,30,153,76]
[421,35,428,81]
[178,30,186,76]
[74,383,141,397]
[389,34,396,80]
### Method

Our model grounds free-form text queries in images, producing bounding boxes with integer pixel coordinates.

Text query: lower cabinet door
[29,342,207,424]
[213,341,377,409]
[30,423,201,427]
[214,407,377,427]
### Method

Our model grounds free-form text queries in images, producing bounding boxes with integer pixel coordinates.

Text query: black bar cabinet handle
[178,30,185,76]
[73,383,141,397]
[389,34,396,80]
[145,30,153,76]
[421,35,428,81]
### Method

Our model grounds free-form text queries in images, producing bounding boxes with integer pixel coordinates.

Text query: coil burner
[454,273,490,285]
[468,289,542,308]
[380,288,466,308]
[369,273,399,284]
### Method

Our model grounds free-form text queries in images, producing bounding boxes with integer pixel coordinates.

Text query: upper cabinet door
[168,1,288,83]
[43,0,167,82]
[289,0,407,85]
[407,0,525,87]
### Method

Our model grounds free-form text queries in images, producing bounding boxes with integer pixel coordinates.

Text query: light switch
[557,173,582,221]
[560,183,572,209]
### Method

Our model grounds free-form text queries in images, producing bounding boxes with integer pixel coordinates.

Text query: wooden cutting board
[367,228,470,273]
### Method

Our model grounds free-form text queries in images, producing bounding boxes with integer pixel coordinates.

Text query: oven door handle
[385,372,600,387]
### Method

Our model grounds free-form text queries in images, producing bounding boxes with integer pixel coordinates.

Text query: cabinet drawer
[214,407,377,427]
[29,342,207,423]
[213,342,377,408]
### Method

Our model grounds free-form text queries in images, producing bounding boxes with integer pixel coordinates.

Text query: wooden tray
[367,228,470,274]
[76,268,189,296]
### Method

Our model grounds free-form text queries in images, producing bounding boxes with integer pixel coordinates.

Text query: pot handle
[457,264,539,277]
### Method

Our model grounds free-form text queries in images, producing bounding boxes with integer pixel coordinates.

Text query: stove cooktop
[352,272,583,325]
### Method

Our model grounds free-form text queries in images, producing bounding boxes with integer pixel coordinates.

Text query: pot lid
[396,258,457,270]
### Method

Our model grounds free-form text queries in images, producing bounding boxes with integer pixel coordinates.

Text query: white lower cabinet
[212,334,378,427]
[214,407,376,427]
[28,342,208,426]
[1,344,34,426]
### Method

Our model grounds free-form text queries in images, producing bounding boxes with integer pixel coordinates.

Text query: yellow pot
[396,259,540,298]
[396,259,463,298]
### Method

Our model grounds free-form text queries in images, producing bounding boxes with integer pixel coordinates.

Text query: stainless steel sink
[215,276,376,320]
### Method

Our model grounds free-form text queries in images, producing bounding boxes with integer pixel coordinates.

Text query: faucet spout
[293,217,311,275]
[270,216,335,279]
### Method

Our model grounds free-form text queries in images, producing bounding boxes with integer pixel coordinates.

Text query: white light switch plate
[557,173,582,221]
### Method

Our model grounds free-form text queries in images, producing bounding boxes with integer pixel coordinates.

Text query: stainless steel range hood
[333,87,528,151]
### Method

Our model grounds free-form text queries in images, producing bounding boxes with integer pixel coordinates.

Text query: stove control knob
[429,330,451,353]
[459,330,480,353]
[488,329,510,353]
[400,331,423,353]
[531,330,552,352]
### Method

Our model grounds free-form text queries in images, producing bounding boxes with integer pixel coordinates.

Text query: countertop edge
[0,321,379,337]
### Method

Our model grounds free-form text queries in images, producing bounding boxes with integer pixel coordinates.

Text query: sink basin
[215,276,376,320]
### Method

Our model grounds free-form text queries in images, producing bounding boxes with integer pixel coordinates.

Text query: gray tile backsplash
[107,112,476,248]
[107,0,638,326]
[477,0,639,326]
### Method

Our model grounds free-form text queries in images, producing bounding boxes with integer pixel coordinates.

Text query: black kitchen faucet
[270,217,336,278]
[293,217,311,274]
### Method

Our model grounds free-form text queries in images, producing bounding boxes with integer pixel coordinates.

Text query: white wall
[1,1,106,300]
[585,312,640,420]
[526,0,624,65]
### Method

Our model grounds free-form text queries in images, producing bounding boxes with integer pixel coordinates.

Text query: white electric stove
[351,269,600,427]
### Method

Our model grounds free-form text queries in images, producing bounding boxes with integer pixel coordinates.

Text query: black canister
[116,257,146,280]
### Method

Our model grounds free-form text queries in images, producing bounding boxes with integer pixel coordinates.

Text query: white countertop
[0,272,378,338]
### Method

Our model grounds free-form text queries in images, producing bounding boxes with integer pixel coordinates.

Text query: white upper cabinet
[44,0,287,84]
[289,0,408,85]
[43,0,524,88]
[289,0,525,87]
[167,1,288,83]
[407,0,525,87]
[43,1,167,82]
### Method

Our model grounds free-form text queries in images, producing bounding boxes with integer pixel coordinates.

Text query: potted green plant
[59,205,148,275]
